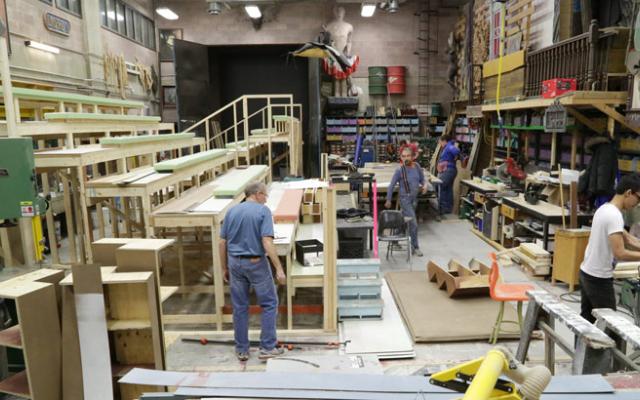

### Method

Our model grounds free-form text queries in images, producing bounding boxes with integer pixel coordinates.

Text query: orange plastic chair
[488,252,536,344]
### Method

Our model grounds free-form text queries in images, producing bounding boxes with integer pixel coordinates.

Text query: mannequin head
[333,6,345,20]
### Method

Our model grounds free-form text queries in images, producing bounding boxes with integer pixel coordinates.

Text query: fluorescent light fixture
[244,5,262,19]
[156,7,179,20]
[25,40,60,54]
[361,3,376,17]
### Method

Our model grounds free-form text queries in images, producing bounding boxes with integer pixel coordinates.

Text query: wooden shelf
[0,370,31,398]
[107,319,151,331]
[0,325,23,349]
[516,221,544,237]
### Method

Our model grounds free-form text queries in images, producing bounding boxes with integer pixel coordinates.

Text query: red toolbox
[542,78,577,98]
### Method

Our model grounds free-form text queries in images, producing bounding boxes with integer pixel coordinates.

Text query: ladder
[417,0,439,112]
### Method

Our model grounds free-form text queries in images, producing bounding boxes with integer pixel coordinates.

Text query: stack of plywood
[301,187,323,224]
[426,258,490,298]
[513,243,552,278]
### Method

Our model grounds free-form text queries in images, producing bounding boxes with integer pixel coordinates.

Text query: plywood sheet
[341,279,414,356]
[386,271,520,342]
[72,264,113,400]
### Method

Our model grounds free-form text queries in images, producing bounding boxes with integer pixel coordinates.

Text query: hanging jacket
[578,137,618,198]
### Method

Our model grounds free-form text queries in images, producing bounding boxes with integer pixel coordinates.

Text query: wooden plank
[72,264,114,400]
[483,50,525,77]
[0,370,30,398]
[566,107,606,133]
[61,285,83,399]
[593,104,640,135]
[481,91,628,112]
[273,189,303,223]
[16,284,61,400]
[0,325,22,349]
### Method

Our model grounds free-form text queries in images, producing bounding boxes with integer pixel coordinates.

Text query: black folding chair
[378,210,411,262]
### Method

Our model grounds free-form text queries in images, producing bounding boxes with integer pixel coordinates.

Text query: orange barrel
[387,66,406,94]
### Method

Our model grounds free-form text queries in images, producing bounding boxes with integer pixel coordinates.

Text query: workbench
[359,163,441,193]
[501,194,592,251]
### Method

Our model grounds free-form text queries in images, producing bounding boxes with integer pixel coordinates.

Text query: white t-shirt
[580,203,624,278]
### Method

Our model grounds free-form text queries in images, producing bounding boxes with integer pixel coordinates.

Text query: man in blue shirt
[437,134,460,215]
[385,147,427,256]
[220,182,286,362]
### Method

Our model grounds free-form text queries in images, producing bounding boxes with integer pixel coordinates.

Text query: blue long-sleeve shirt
[387,164,425,202]
[439,140,460,169]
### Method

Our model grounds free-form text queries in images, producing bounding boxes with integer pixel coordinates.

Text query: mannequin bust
[323,6,355,97]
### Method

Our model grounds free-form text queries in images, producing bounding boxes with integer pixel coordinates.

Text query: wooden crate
[552,229,590,292]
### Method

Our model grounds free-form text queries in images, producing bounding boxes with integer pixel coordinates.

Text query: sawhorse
[516,290,615,374]
[593,308,640,372]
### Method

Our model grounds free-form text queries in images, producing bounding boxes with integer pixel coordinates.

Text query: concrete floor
[1,211,632,399]
[163,217,581,376]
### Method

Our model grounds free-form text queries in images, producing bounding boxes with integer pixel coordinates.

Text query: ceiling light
[388,0,399,13]
[25,40,60,54]
[361,3,376,18]
[156,7,179,20]
[208,1,222,15]
[244,5,262,19]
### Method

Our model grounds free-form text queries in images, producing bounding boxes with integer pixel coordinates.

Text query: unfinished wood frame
[183,94,303,176]
[0,276,62,399]
[426,259,491,297]
[86,152,234,238]
[150,167,271,330]
[322,186,338,332]
[60,266,165,399]
[33,137,204,264]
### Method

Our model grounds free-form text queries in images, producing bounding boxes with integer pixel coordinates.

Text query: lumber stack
[301,187,323,224]
[512,243,551,278]
[614,262,640,279]
[426,258,490,298]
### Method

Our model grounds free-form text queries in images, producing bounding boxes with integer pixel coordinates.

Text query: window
[56,0,81,16]
[40,0,53,5]
[106,0,116,30]
[125,7,134,37]
[116,2,125,34]
[99,0,155,50]
[99,0,107,25]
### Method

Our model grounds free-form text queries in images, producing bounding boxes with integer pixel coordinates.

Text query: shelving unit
[60,268,165,400]
[0,281,61,400]
[324,115,419,162]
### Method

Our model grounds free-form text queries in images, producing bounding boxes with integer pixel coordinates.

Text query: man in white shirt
[580,174,640,323]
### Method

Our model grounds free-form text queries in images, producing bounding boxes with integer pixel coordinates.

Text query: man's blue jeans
[228,255,278,353]
[438,167,458,214]
[399,194,419,250]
